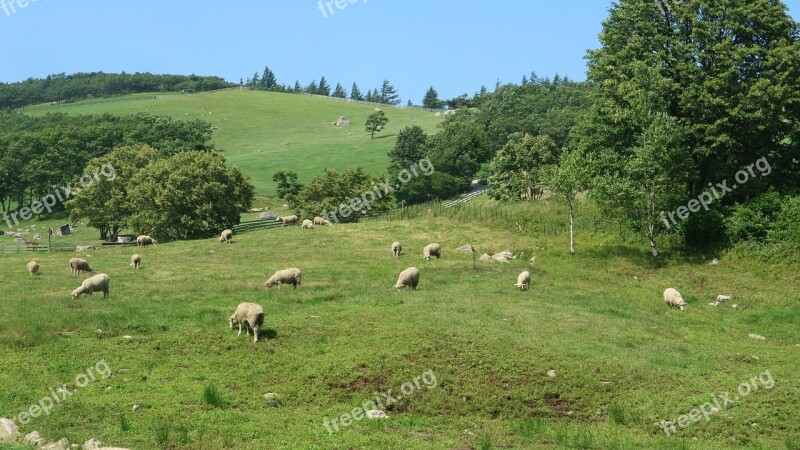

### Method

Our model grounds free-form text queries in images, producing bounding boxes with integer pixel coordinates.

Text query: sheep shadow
[259,329,278,340]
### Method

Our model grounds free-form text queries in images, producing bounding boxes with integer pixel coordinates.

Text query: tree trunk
[99,226,108,241]
[569,202,575,255]
[647,224,659,257]
[108,225,120,242]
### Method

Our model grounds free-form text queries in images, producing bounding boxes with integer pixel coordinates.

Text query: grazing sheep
[69,258,94,275]
[516,271,531,291]
[394,267,420,291]
[136,235,157,247]
[229,302,265,343]
[130,254,141,269]
[392,241,402,257]
[423,243,441,260]
[71,273,110,299]
[277,215,298,227]
[219,228,233,244]
[313,216,331,226]
[301,219,314,229]
[264,268,302,289]
[663,288,686,311]
[27,260,39,275]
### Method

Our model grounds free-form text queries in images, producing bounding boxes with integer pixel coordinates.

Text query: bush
[395,172,469,204]
[724,191,782,243]
[291,167,394,223]
[767,195,800,244]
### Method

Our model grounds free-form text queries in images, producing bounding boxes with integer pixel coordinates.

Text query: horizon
[2,0,797,104]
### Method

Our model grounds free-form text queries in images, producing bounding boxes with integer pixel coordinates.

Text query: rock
[365,410,388,419]
[546,370,557,378]
[732,304,739,309]
[96,448,132,450]
[456,244,475,253]
[42,438,70,450]
[33,234,43,240]
[478,253,492,262]
[709,258,720,265]
[709,302,719,306]
[25,431,46,447]
[491,251,515,262]
[795,344,800,349]
[259,211,278,220]
[75,246,96,251]
[117,237,131,244]
[83,438,102,449]
[132,404,141,412]
[748,333,766,341]
[0,418,20,442]
[263,393,280,402]
[529,256,537,264]
[122,335,133,340]
[716,295,732,303]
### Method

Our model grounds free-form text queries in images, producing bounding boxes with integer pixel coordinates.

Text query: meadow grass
[0,208,798,449]
[23,91,443,196]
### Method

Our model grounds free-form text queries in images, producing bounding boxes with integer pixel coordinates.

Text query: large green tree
[487,133,557,201]
[126,152,254,241]
[379,80,400,105]
[291,167,394,223]
[422,86,442,109]
[365,110,389,138]
[350,82,364,101]
[388,126,427,175]
[331,82,347,98]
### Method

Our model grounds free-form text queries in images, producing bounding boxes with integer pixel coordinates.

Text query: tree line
[0,72,233,110]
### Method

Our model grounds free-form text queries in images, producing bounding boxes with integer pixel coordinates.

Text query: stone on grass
[748,333,766,341]
[0,418,20,442]
[83,438,103,449]
[42,437,70,450]
[365,410,388,419]
[546,370,557,378]
[456,244,475,253]
[25,431,46,447]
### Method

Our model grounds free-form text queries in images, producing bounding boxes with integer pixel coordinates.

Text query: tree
[331,82,347,98]
[364,89,374,103]
[427,117,490,180]
[293,80,302,93]
[544,148,587,254]
[291,167,393,223]
[126,151,254,241]
[350,82,364,101]
[422,86,442,109]
[261,66,277,89]
[407,99,413,107]
[250,71,260,86]
[317,76,331,96]
[305,79,318,94]
[487,133,557,201]
[365,110,388,138]
[272,170,303,199]
[65,144,158,241]
[379,80,400,105]
[388,125,427,175]
[582,0,800,245]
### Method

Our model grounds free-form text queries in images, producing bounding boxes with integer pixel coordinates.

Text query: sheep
[313,216,331,226]
[277,215,298,227]
[136,235,157,247]
[264,268,302,289]
[301,219,314,229]
[71,273,110,299]
[27,260,39,275]
[516,271,531,291]
[219,228,233,244]
[663,288,686,311]
[423,243,441,260]
[69,258,94,275]
[394,267,420,290]
[130,254,141,269]
[392,241,402,257]
[229,302,265,343]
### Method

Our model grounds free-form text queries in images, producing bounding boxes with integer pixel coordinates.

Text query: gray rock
[479,253,492,262]
[716,295,732,303]
[365,410,388,419]
[42,438,70,450]
[456,244,475,253]
[83,437,103,449]
[259,211,278,220]
[25,431,46,447]
[0,418,20,442]
[748,333,766,341]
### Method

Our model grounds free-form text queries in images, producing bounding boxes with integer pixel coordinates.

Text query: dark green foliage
[394,172,468,204]
[291,167,394,223]
[365,110,389,138]
[272,170,303,200]
[388,125,427,175]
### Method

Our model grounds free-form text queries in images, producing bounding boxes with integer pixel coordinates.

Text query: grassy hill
[0,203,798,449]
[24,90,443,199]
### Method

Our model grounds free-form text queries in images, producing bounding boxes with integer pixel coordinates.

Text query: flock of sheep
[23,223,687,345]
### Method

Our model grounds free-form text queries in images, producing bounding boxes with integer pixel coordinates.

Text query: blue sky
[1,0,798,103]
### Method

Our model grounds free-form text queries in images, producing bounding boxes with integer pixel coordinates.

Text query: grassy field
[23,90,443,198]
[0,200,798,449]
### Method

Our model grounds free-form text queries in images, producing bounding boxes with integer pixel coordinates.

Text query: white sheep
[264,268,302,289]
[313,216,331,226]
[229,302,265,343]
[392,241,402,257]
[394,267,420,290]
[663,288,686,311]
[301,219,314,229]
[277,215,298,227]
[423,243,441,260]
[69,258,94,275]
[130,254,141,269]
[27,260,39,275]
[71,273,110,299]
[218,228,233,244]
[516,271,531,291]
[136,235,157,247]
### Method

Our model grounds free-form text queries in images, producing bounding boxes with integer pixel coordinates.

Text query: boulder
[259,211,278,220]
[42,438,70,450]
[83,438,102,449]
[0,418,20,442]
[456,244,475,253]
[25,431,46,447]
[365,410,388,419]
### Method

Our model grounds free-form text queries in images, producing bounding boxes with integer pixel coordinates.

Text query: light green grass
[0,209,798,449]
[23,91,443,197]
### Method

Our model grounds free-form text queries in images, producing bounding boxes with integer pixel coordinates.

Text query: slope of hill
[0,206,797,449]
[24,90,443,198]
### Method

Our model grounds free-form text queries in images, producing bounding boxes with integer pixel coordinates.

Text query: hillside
[24,90,444,198]
[0,203,798,449]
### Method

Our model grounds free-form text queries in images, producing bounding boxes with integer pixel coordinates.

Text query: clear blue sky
[1,0,798,103]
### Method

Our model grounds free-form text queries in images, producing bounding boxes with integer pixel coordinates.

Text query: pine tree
[251,71,260,86]
[262,66,277,89]
[294,80,302,93]
[422,86,441,109]
[350,82,364,101]
[318,76,331,96]
[379,79,400,105]
[306,79,318,95]
[331,82,347,98]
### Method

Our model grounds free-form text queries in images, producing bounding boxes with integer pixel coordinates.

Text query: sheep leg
[238,323,243,336]
[253,328,259,343]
